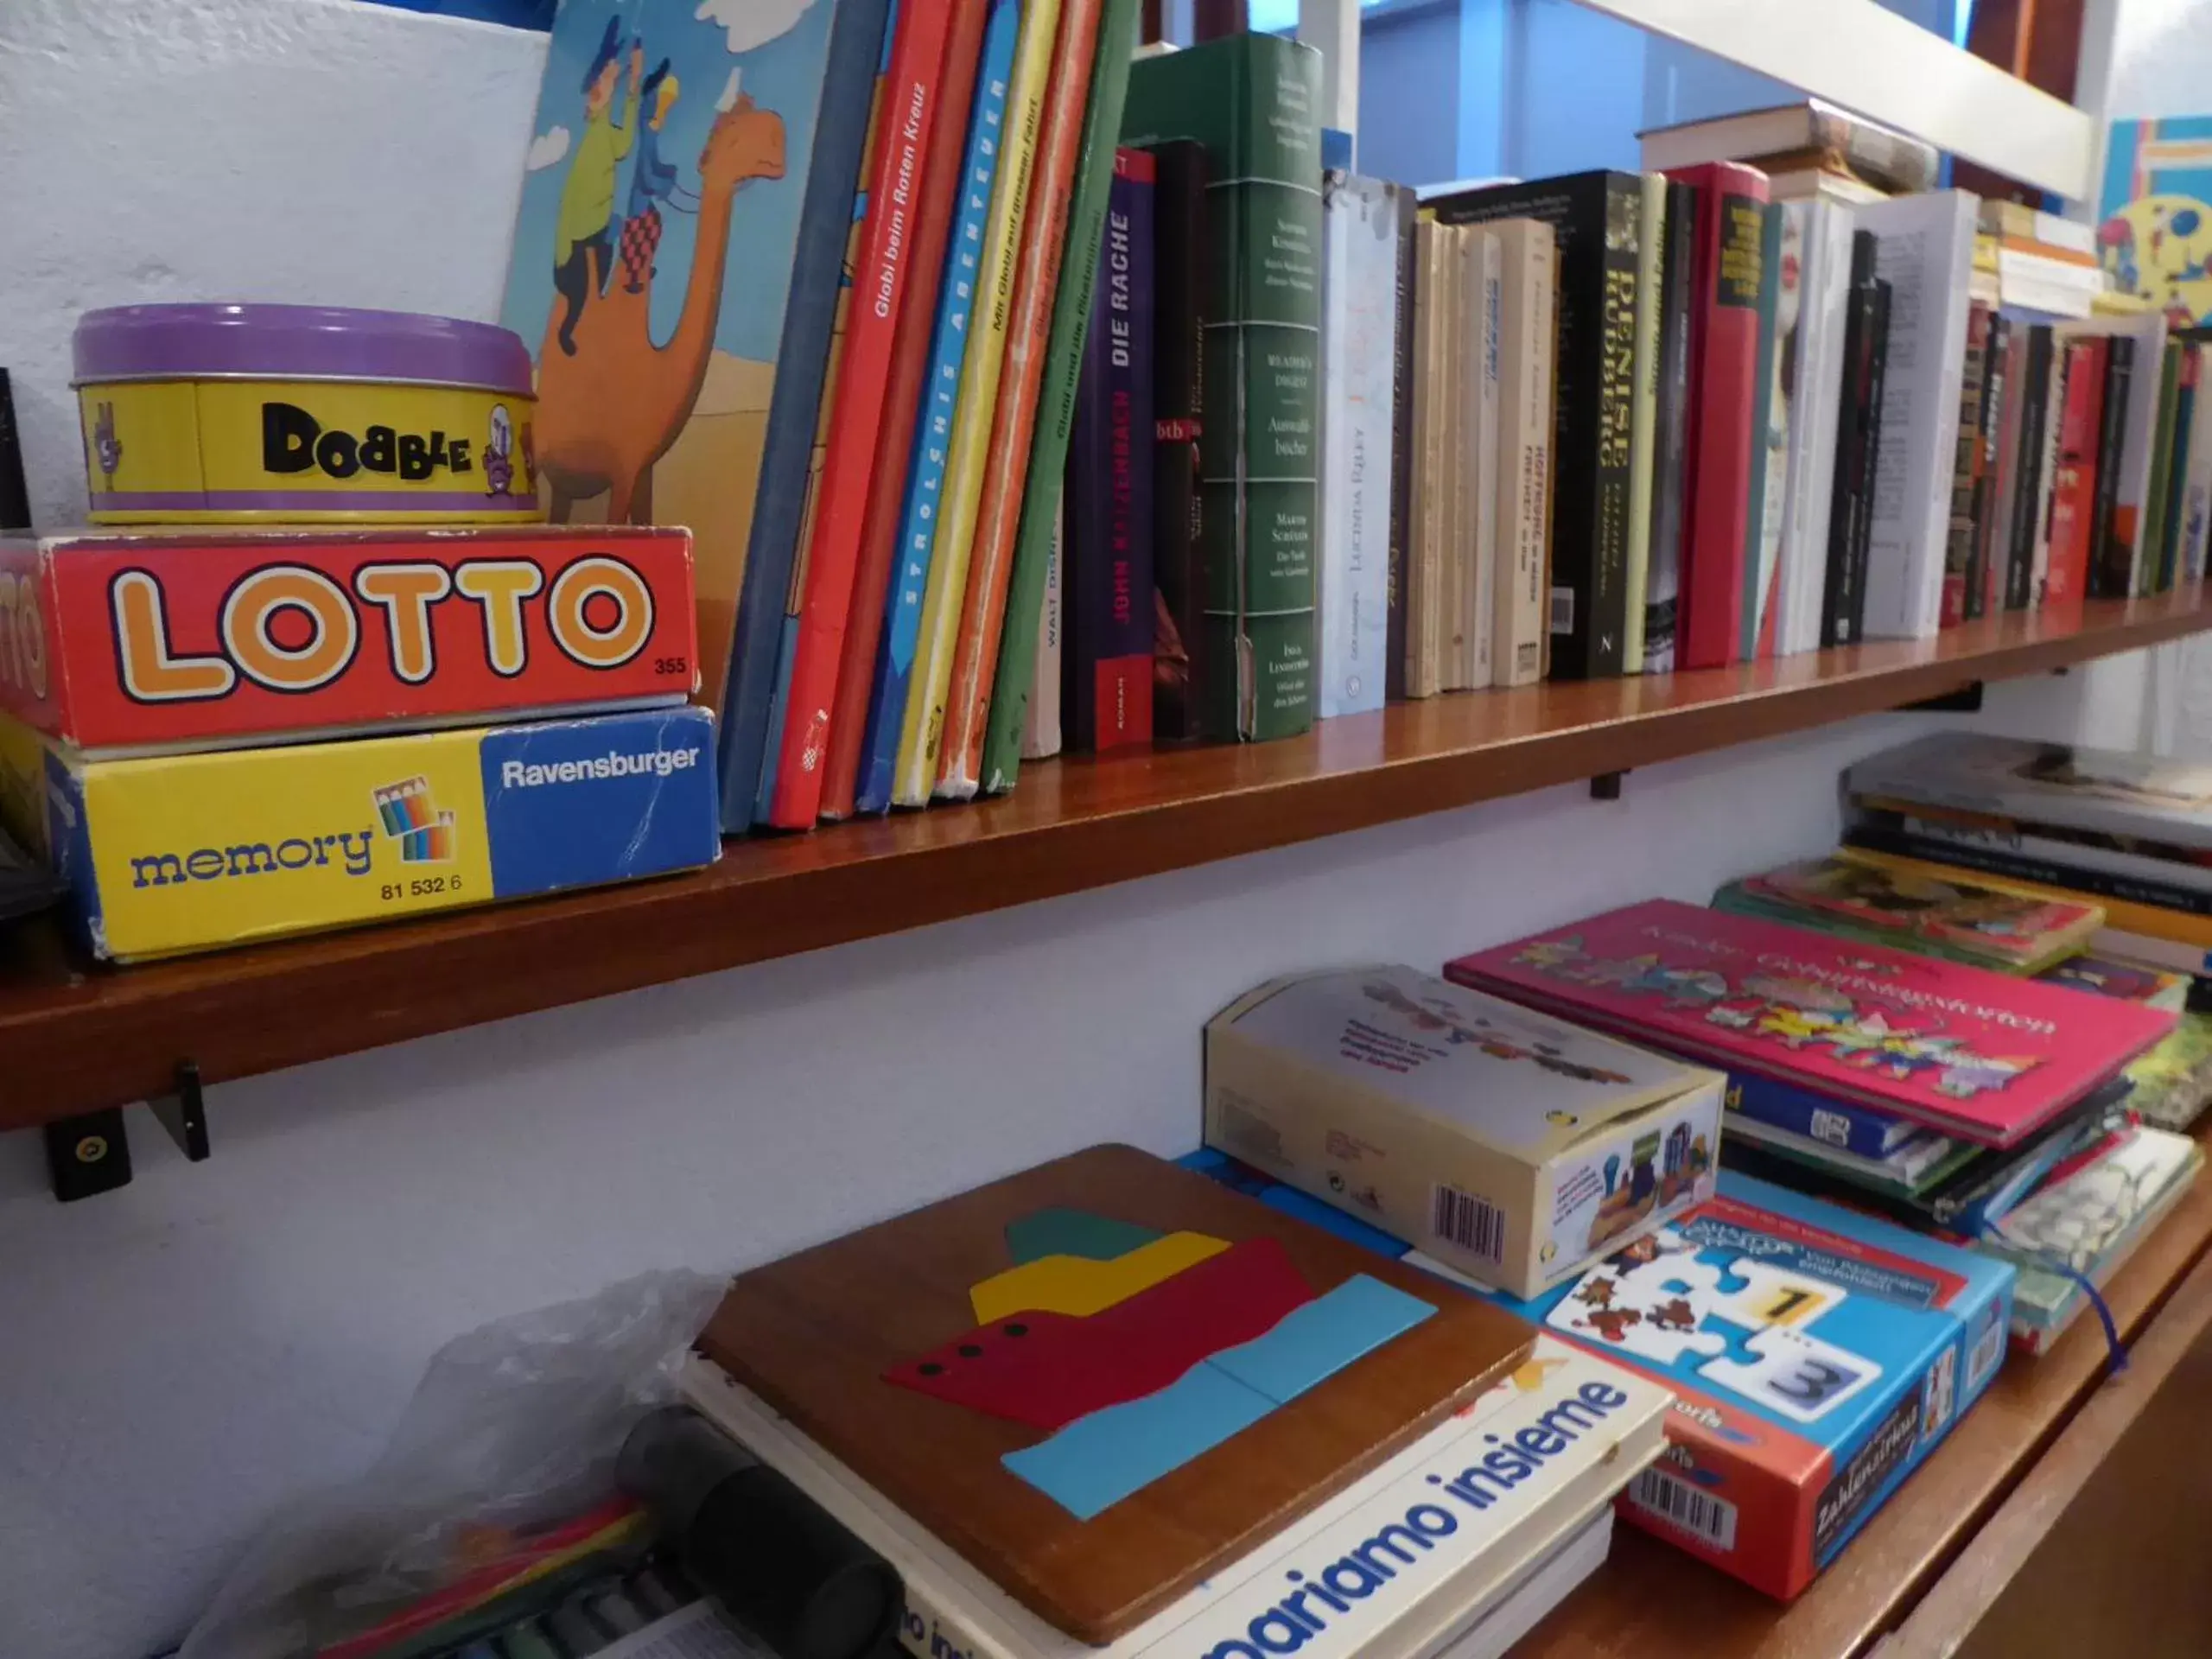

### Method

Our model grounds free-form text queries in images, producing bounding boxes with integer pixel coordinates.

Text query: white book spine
[1781,201,1853,657]
[1856,191,1979,640]
[1465,228,1501,691]
[1022,499,1064,759]
[1408,220,1446,698]
[2183,344,2212,583]
[1319,175,1398,719]
[1491,220,1554,689]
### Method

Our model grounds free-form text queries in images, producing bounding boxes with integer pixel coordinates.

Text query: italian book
[1643,180,1695,673]
[1821,232,1885,646]
[1458,226,1501,691]
[1404,218,1447,699]
[1426,171,1643,679]
[2029,327,2069,606]
[977,0,1142,792]
[1124,35,1324,743]
[1664,162,1768,669]
[1968,314,2011,620]
[2158,342,2197,589]
[2044,334,2107,607]
[766,0,963,828]
[2003,324,2056,611]
[2058,312,2166,600]
[677,1329,1664,1659]
[2088,334,2137,598]
[1148,137,1211,742]
[1622,177,1664,672]
[1739,201,1786,659]
[1853,191,1979,640]
[1492,219,1557,689]
[1386,193,1419,703]
[1319,173,1404,718]
[819,0,995,821]
[1774,200,1852,657]
[1713,853,2103,974]
[935,0,1108,800]
[1444,898,2175,1147]
[892,0,1064,805]
[2180,340,2212,584]
[1023,501,1063,759]
[1941,303,1993,628]
[1065,149,1157,752]
[499,0,893,833]
[853,0,1021,813]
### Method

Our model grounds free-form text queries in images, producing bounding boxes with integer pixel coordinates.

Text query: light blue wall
[1358,2,1464,186]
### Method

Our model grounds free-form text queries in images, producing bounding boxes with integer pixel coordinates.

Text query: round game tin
[73,303,545,524]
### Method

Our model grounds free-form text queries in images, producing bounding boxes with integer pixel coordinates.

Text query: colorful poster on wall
[2098,117,2212,327]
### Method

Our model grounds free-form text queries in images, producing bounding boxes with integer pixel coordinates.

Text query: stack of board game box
[1183,1149,2015,1603]
[673,1145,1674,1658]
[0,524,718,961]
[1446,896,2188,1358]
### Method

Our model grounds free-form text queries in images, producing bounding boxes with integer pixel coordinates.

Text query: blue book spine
[715,0,897,832]
[1726,1070,1913,1159]
[853,0,1020,814]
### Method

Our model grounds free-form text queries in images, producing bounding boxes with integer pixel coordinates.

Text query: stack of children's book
[1444,896,2184,1355]
[672,1145,1673,1658]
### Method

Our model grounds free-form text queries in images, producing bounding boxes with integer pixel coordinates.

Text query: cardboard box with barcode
[1205,965,1726,1298]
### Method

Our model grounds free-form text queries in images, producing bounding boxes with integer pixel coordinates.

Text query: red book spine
[938,0,1107,799]
[769,0,965,827]
[1666,163,1767,671]
[2045,336,2107,608]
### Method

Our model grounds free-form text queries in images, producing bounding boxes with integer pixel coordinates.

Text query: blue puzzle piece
[1001,1362,1275,1519]
[1207,1274,1437,1406]
[1662,1278,1694,1295]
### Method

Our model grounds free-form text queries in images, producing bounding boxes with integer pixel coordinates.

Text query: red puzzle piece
[884,1236,1318,1429]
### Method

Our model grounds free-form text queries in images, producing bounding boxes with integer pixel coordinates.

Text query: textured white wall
[0,3,2161,1658]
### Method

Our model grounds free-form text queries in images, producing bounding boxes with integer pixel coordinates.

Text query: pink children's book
[1446,899,2175,1147]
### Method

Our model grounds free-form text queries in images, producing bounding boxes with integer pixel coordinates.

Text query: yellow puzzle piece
[969,1231,1231,1323]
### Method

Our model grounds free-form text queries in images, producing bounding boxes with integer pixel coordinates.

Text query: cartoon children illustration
[620,59,702,294]
[91,401,123,492]
[552,19,645,355]
[484,404,518,497]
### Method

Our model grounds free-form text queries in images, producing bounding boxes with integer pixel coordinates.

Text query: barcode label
[1629,1466,1739,1551]
[1548,586,1574,634]
[1430,1183,1507,1263]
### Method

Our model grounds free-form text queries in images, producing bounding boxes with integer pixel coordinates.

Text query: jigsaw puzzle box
[0,524,696,755]
[1205,966,1726,1298]
[7,704,718,961]
[1185,1153,2014,1601]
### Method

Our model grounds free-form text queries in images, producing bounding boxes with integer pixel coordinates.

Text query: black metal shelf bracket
[43,1060,207,1203]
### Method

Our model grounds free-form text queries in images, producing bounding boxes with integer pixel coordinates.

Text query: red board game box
[0,524,696,754]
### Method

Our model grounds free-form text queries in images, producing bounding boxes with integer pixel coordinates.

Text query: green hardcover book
[2140,337,2183,596]
[1122,34,1323,742]
[979,0,1143,795]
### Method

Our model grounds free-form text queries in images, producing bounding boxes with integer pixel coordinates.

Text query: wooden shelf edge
[3,591,2205,1128]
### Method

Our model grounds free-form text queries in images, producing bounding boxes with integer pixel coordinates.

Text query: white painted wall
[0,3,2167,1657]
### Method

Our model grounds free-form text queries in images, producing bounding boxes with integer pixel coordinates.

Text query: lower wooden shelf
[2,589,2207,1130]
[1516,1121,2212,1658]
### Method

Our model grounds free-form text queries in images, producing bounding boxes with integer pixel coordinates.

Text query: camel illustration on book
[535,96,785,524]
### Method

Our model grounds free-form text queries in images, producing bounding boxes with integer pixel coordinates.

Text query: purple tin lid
[73,303,535,395]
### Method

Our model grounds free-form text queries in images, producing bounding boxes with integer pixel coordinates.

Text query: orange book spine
[817,0,994,822]
[933,0,1104,800]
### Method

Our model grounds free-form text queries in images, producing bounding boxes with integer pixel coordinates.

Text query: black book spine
[2090,336,2137,597]
[1821,232,1880,649]
[1944,303,1991,626]
[1847,280,1891,645]
[1644,179,1694,675]
[1844,823,2212,918]
[1147,139,1209,741]
[1426,170,1637,678]
[0,371,29,534]
[2005,325,2055,611]
[1384,185,1416,703]
[1967,313,2009,620]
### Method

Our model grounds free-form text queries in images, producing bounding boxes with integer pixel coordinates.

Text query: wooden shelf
[1517,1119,2212,1659]
[3,589,2208,1130]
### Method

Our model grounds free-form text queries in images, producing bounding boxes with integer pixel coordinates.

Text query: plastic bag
[180,1268,727,1659]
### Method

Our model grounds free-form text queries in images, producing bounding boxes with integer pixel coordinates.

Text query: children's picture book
[502,0,887,829]
[1986,1122,2201,1273]
[2097,117,2212,327]
[1714,854,2103,974]
[2037,950,2190,1012]
[1183,1152,2012,1604]
[2120,1010,2212,1131]
[1446,899,2175,1147]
